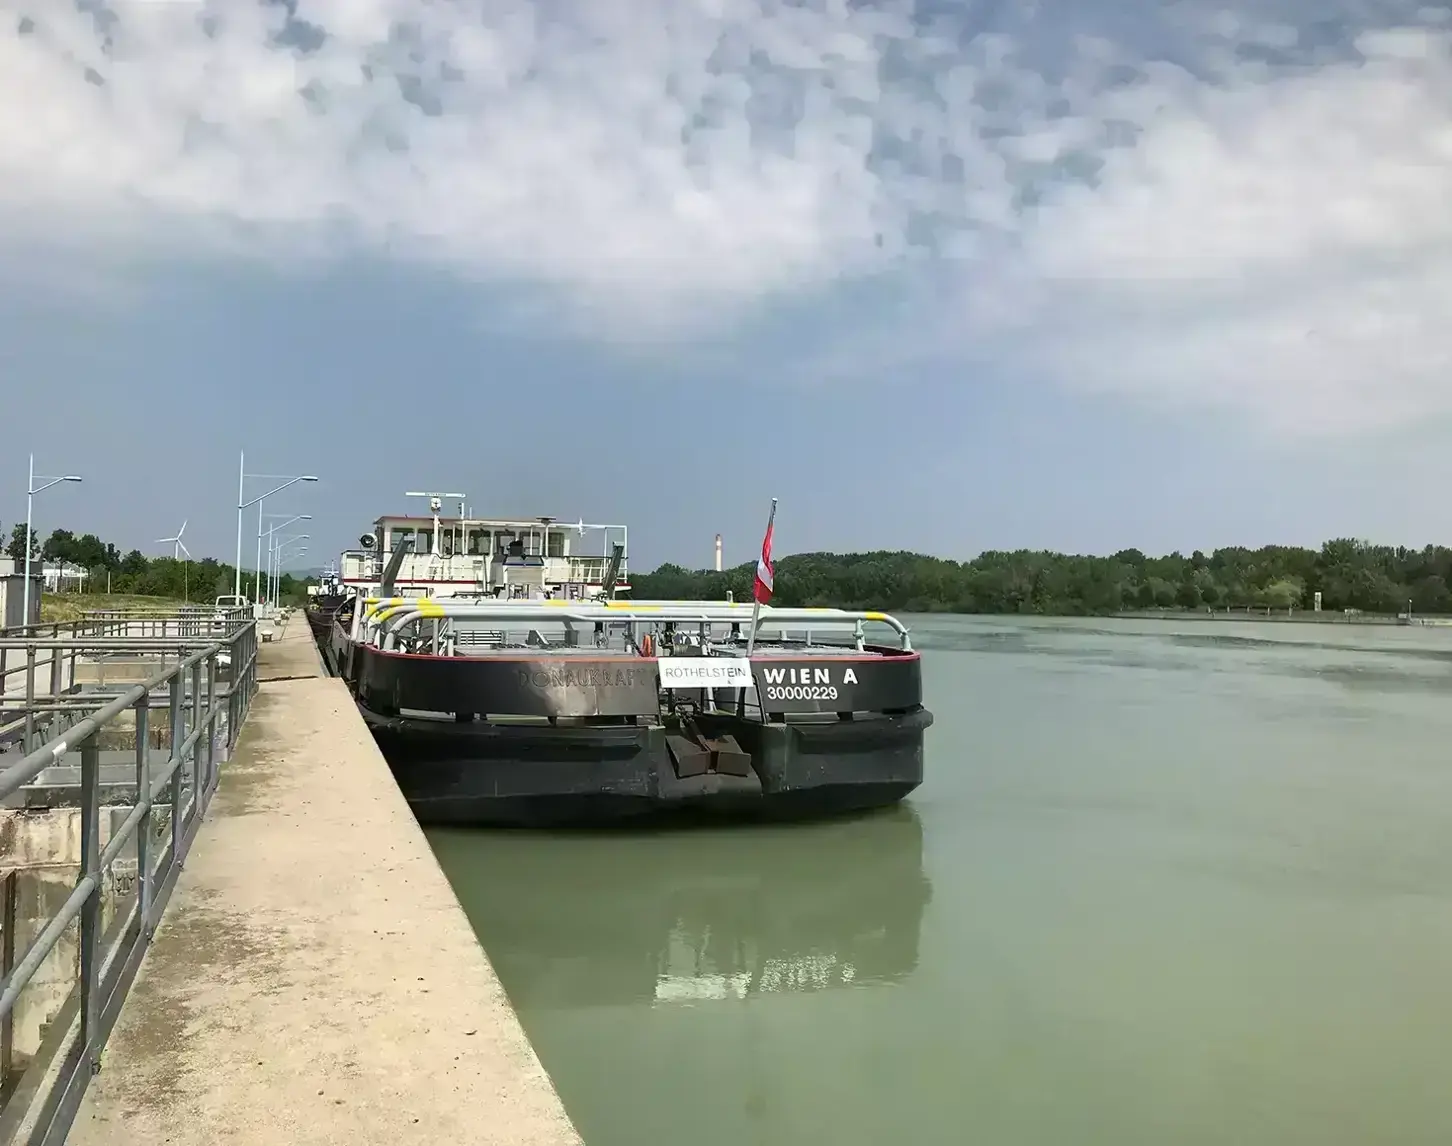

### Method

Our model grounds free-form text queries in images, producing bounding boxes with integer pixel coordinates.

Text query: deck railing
[356,599,914,653]
[0,611,258,1146]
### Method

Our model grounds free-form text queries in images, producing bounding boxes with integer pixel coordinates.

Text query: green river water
[427,615,1452,1145]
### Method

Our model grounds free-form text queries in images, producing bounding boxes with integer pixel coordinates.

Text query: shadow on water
[1285,663,1452,695]
[427,806,931,1011]
[1168,631,1452,662]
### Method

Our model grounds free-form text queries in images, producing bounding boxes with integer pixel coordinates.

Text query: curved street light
[233,451,318,600]
[271,535,310,603]
[260,514,311,603]
[22,455,82,625]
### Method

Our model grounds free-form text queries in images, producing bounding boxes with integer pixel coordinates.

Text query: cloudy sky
[1,0,1449,570]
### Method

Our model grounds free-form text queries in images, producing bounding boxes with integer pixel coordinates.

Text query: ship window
[440,530,455,557]
[466,528,490,556]
[391,527,414,552]
[546,531,564,558]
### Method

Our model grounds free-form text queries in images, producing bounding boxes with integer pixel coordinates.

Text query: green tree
[1260,579,1302,610]
[5,524,38,563]
[8,519,307,605]
[630,537,1452,618]
[42,528,77,563]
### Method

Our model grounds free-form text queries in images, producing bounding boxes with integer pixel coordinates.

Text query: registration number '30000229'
[763,685,839,701]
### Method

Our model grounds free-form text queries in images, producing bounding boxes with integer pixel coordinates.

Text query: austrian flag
[753,500,777,605]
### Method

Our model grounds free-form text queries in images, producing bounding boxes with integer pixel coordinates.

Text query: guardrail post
[22,645,36,755]
[168,672,184,863]
[226,628,238,761]
[135,698,152,932]
[1,869,15,1093]
[189,660,202,806]
[78,735,101,1074]
[203,658,217,798]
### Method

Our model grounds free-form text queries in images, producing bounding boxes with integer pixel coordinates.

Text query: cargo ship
[314,498,932,826]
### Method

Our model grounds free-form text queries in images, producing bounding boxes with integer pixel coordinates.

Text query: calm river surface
[427,616,1452,1145]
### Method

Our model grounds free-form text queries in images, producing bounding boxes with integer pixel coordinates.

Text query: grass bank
[39,592,191,623]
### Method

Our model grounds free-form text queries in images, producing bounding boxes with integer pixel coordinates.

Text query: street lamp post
[270,539,306,605]
[269,532,309,602]
[275,543,306,603]
[233,451,317,601]
[272,536,309,603]
[278,550,308,604]
[260,515,310,605]
[22,455,82,626]
[273,538,309,604]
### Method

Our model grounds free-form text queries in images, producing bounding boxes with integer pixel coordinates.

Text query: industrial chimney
[714,533,723,572]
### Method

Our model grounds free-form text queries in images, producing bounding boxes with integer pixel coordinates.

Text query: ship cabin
[339,514,629,601]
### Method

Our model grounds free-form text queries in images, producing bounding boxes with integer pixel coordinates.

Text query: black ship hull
[326,631,932,828]
[363,706,931,827]
[306,594,350,641]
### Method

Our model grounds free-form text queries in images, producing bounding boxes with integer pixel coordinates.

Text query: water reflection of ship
[431,806,931,1011]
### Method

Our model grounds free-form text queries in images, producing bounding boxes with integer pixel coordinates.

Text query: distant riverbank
[635,541,1452,620]
[1112,608,1452,628]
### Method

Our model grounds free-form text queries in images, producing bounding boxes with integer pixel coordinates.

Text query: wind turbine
[155,520,193,601]
[156,520,191,561]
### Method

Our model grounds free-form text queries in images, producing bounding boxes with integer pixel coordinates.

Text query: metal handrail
[367,601,912,652]
[359,596,904,623]
[0,615,259,1146]
[1,613,253,757]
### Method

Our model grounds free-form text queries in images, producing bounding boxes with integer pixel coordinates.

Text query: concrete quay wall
[68,623,580,1145]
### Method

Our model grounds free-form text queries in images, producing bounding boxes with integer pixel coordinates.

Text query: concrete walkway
[70,623,581,1145]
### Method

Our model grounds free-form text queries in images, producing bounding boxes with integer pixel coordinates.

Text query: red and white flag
[753,500,777,605]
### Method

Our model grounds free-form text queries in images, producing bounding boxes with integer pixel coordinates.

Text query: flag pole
[745,497,777,658]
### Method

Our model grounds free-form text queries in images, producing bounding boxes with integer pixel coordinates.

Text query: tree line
[3,522,305,603]
[631,540,1452,616]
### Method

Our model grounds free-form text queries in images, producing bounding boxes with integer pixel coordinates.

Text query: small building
[0,573,41,628]
[41,562,89,592]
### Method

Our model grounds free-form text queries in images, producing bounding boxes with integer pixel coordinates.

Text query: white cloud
[1,0,1449,432]
[989,25,1452,433]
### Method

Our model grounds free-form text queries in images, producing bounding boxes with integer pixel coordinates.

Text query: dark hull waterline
[319,628,932,828]
[362,706,930,827]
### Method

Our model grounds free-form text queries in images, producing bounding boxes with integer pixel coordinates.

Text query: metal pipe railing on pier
[1,612,252,758]
[0,613,259,1146]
